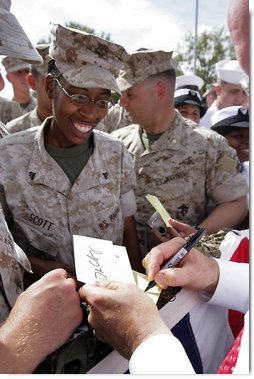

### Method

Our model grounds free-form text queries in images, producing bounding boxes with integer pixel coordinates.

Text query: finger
[79,282,97,302]
[146,238,185,280]
[154,266,188,289]
[79,281,120,310]
[94,280,119,290]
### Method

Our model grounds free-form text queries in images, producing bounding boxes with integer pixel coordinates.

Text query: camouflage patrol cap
[49,23,129,93]
[0,0,43,64]
[33,43,51,75]
[1,56,30,72]
[116,49,176,91]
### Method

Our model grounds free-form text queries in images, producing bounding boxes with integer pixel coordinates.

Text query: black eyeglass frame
[54,78,114,109]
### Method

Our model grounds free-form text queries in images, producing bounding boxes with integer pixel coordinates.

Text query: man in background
[6,44,52,133]
[0,56,36,123]
[200,59,248,128]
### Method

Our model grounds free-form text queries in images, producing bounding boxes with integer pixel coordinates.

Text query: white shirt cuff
[129,333,195,374]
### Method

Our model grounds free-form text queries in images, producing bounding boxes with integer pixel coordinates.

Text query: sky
[1,0,230,98]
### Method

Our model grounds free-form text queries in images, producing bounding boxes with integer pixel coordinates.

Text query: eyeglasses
[54,78,113,109]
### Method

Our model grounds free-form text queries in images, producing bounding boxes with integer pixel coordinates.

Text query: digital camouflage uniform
[97,103,132,133]
[0,120,10,138]
[112,111,248,253]
[6,107,41,133]
[0,94,36,124]
[0,118,136,269]
[0,207,32,324]
[5,44,50,134]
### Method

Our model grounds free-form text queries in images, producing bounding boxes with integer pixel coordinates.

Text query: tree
[173,27,236,93]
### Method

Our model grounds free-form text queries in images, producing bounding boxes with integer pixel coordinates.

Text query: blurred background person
[211,105,249,230]
[174,88,206,124]
[202,83,217,108]
[175,74,204,92]
[201,59,248,128]
[6,44,52,133]
[0,56,36,123]
[211,106,249,164]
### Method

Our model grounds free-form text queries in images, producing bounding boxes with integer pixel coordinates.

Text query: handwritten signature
[87,246,108,280]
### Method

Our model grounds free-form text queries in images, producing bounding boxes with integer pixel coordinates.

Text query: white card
[73,235,135,284]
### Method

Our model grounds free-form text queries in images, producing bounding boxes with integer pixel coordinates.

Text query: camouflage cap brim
[1,56,30,72]
[49,23,129,94]
[58,62,121,93]
[116,49,175,92]
[116,70,149,92]
[0,6,43,64]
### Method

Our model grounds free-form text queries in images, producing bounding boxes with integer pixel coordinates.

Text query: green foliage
[37,21,111,44]
[173,27,236,94]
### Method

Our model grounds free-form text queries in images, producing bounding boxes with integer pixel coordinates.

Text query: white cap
[211,106,249,134]
[174,88,206,117]
[216,59,248,84]
[176,74,204,90]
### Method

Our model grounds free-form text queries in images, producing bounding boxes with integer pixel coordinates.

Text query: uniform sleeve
[121,189,137,217]
[205,260,249,313]
[205,132,248,203]
[129,334,195,374]
[120,144,136,194]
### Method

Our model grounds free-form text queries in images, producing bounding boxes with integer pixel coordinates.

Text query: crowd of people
[0,0,249,374]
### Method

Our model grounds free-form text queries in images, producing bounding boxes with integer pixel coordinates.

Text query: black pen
[144,227,206,292]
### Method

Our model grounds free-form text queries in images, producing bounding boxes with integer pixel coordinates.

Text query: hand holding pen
[144,228,206,292]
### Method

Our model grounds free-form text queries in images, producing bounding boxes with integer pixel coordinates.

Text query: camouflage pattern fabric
[97,103,132,133]
[0,120,10,138]
[33,43,51,76]
[112,111,248,254]
[1,56,30,73]
[49,23,129,93]
[0,117,136,269]
[6,108,42,134]
[117,49,176,92]
[0,207,32,324]
[0,95,36,124]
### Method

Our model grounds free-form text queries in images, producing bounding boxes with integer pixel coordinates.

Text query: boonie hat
[0,0,43,64]
[216,59,248,84]
[49,23,129,93]
[116,49,176,91]
[33,43,51,75]
[1,56,30,72]
[174,89,206,117]
[176,74,204,91]
[211,106,249,134]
